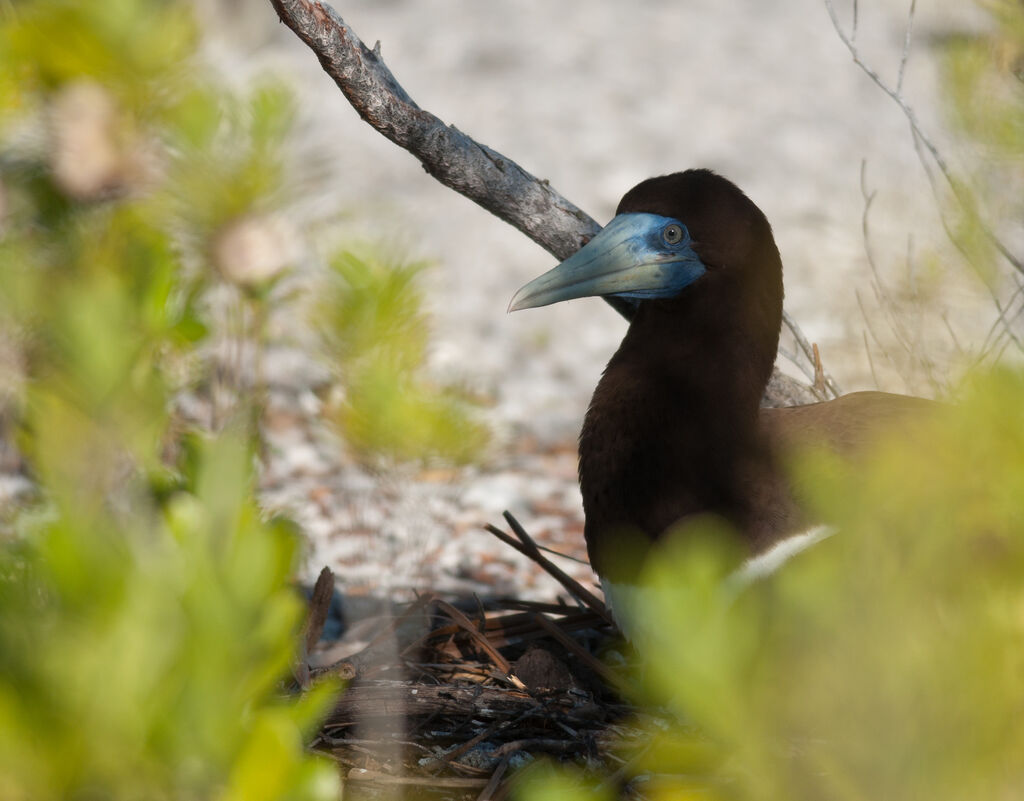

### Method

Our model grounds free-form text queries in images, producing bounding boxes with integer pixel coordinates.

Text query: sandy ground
[193,0,996,612]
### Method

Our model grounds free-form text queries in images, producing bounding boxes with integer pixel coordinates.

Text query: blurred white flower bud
[50,80,123,199]
[212,213,298,289]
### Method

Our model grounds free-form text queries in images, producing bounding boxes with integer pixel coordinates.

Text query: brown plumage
[511,170,935,583]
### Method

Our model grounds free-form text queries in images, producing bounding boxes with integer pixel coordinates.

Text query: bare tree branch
[269,0,823,404]
[267,0,635,309]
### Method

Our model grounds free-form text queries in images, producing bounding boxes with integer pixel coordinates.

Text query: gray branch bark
[266,0,614,288]
[268,0,822,405]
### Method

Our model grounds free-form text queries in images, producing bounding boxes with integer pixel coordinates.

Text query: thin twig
[425,609,609,651]
[859,164,912,356]
[978,280,1024,360]
[940,311,963,354]
[863,331,882,389]
[431,597,520,681]
[483,524,611,623]
[345,770,488,789]
[823,0,1024,281]
[491,738,581,759]
[811,343,826,396]
[856,288,912,393]
[490,598,583,616]
[896,0,918,97]
[535,542,590,565]
[331,737,438,757]
[906,129,1024,358]
[595,738,657,796]
[443,719,510,765]
[826,0,1024,366]
[777,344,815,383]
[532,613,618,686]
[781,310,841,398]
[477,754,512,801]
[857,161,930,389]
[497,511,615,626]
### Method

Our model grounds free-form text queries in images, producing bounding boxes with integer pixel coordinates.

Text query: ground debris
[301,528,644,800]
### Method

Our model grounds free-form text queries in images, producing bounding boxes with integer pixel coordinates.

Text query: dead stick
[432,598,526,687]
[491,738,581,758]
[493,511,615,627]
[303,566,335,653]
[484,520,613,627]
[442,719,508,765]
[477,754,512,801]
[812,343,826,396]
[418,609,607,651]
[346,770,488,789]
[531,613,618,687]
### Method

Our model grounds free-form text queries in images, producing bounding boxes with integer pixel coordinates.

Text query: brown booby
[509,170,933,610]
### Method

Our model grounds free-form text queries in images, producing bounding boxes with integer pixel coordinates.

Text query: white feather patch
[729,524,835,586]
[600,577,649,642]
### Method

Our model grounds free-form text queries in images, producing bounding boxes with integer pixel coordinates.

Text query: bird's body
[510,170,935,587]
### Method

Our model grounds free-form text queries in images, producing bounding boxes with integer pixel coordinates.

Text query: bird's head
[509,169,783,323]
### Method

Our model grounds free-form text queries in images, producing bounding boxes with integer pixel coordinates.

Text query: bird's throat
[579,297,780,576]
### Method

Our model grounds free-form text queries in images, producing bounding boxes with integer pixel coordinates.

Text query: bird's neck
[579,295,780,576]
[617,296,777,427]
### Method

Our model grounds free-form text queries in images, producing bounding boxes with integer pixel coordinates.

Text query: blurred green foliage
[629,367,1024,799]
[321,249,432,371]
[943,0,1024,156]
[940,0,1024,289]
[165,82,294,245]
[0,433,338,801]
[317,248,489,465]
[0,0,340,798]
[0,1,197,121]
[521,367,1024,800]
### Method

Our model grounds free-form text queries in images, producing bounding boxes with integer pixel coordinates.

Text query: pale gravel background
[196,0,993,607]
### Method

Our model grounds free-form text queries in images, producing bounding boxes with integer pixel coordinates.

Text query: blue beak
[509,213,707,312]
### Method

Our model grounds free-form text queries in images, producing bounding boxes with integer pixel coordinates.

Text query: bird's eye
[663,224,684,245]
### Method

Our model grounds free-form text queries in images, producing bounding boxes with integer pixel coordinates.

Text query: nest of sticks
[295,512,649,800]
